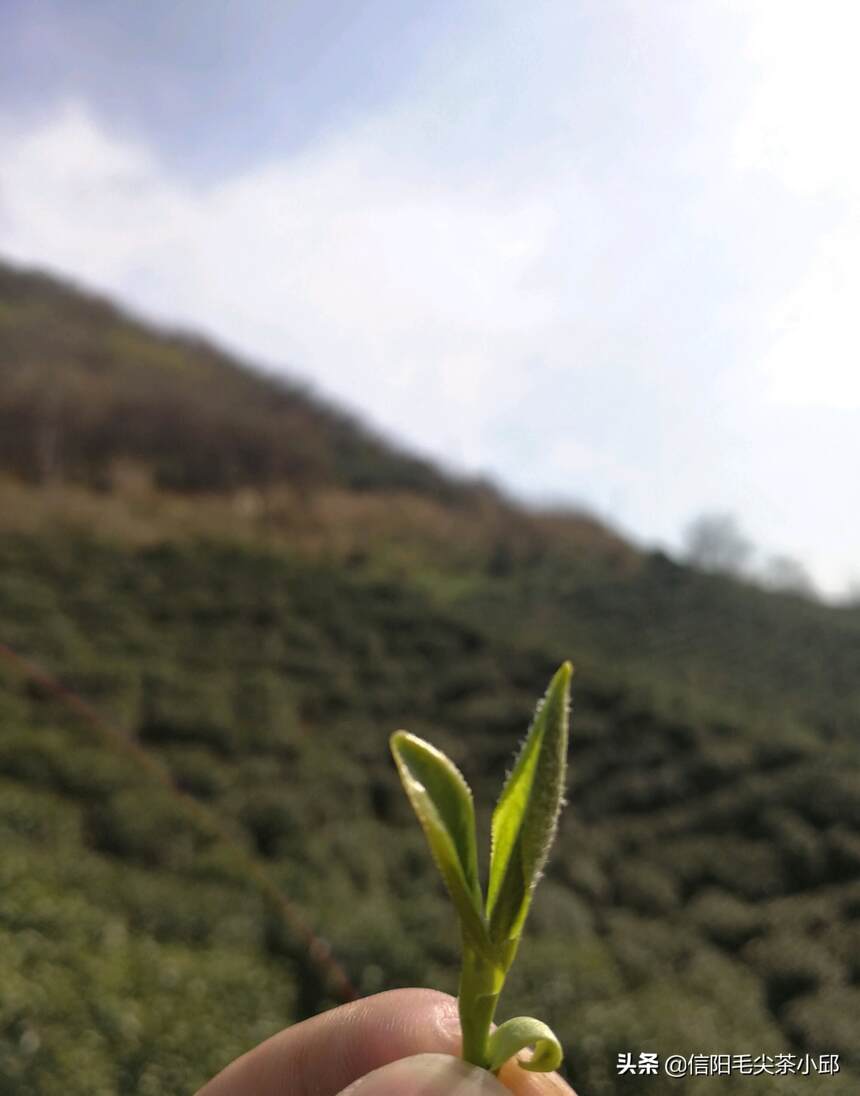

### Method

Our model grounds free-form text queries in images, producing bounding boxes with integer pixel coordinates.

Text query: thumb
[336,1053,509,1096]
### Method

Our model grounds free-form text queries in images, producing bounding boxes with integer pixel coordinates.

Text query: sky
[1,0,858,598]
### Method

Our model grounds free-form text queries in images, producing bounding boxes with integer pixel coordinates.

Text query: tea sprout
[390,661,572,1075]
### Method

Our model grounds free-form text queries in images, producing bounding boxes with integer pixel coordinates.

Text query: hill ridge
[0,257,496,503]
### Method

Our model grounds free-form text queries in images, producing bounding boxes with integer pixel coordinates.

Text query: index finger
[195,988,461,1096]
[195,988,575,1096]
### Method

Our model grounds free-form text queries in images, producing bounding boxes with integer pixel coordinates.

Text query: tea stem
[458,944,503,1070]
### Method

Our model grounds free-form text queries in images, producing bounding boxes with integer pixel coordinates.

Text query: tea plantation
[1,535,857,1095]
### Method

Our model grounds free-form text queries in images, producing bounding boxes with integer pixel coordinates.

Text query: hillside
[0,259,487,500]
[0,261,858,1096]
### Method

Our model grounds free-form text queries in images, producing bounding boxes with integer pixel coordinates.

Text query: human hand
[196,988,576,1096]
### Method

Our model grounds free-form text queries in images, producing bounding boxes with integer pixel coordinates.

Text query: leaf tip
[389,728,409,753]
[555,660,574,687]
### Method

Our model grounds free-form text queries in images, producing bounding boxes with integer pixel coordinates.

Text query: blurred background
[1,3,858,1094]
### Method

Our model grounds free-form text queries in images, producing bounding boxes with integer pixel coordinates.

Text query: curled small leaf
[487,1016,564,1074]
[390,731,489,955]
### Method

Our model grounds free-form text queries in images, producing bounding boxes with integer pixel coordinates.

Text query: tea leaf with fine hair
[487,661,572,949]
[390,730,489,954]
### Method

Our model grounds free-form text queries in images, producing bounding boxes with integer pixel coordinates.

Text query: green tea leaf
[487,661,572,948]
[390,730,489,953]
[486,1016,563,1074]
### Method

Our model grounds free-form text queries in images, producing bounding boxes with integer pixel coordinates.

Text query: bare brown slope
[0,258,631,576]
[0,259,484,500]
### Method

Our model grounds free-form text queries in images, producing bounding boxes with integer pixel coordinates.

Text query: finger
[335,1053,509,1096]
[335,1053,577,1096]
[195,988,576,1096]
[496,1056,577,1096]
[195,988,461,1096]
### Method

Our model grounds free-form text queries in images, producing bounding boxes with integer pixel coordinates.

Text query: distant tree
[842,578,860,609]
[761,554,816,597]
[683,513,753,576]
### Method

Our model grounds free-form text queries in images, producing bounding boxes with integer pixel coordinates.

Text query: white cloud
[0,101,593,475]
[733,0,860,412]
[733,0,860,197]
[759,242,860,410]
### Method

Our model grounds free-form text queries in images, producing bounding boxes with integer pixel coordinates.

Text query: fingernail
[496,1057,577,1096]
